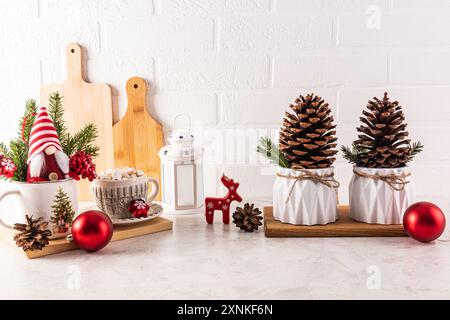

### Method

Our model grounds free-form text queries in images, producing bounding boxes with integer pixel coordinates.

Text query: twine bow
[277,171,340,204]
[353,168,410,191]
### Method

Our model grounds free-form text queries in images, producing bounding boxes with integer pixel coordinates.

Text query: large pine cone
[355,92,411,168]
[279,93,338,169]
[14,215,52,251]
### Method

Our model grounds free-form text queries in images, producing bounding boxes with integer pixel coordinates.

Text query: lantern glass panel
[175,164,195,207]
[196,164,204,201]
[162,163,174,205]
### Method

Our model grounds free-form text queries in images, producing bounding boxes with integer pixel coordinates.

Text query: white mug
[0,179,78,239]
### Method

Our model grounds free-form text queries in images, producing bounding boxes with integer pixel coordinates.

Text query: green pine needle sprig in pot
[257,136,290,168]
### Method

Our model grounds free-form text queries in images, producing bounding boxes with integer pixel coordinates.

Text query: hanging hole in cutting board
[71,48,75,53]
[134,84,139,89]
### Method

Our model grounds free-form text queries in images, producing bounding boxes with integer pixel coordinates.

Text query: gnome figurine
[26,107,70,183]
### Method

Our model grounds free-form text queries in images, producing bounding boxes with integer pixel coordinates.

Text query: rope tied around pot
[277,170,340,204]
[352,167,411,191]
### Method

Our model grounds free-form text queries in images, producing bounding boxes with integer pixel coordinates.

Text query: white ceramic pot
[273,167,339,225]
[0,179,78,239]
[349,166,415,224]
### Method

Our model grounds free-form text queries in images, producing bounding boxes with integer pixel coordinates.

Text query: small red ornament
[128,199,150,218]
[0,155,16,179]
[205,174,243,224]
[403,202,446,243]
[69,150,97,181]
[71,210,113,252]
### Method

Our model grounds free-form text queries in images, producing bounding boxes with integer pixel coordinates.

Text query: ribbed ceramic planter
[273,167,339,225]
[349,166,415,224]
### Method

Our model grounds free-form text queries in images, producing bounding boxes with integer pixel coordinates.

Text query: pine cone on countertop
[232,203,263,232]
[279,93,338,169]
[14,215,52,251]
[342,92,424,168]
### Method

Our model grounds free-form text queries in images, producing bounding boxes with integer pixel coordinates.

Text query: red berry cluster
[0,154,16,179]
[69,151,97,181]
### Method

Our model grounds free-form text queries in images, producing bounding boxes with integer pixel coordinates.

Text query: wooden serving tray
[264,205,407,237]
[3,217,172,259]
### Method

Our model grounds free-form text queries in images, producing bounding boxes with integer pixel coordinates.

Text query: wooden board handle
[66,43,83,81]
[126,77,148,113]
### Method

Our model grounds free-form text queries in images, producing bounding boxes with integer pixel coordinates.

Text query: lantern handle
[173,114,191,132]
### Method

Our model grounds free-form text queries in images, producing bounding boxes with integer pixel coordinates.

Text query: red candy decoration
[69,150,97,181]
[128,199,150,218]
[205,174,243,224]
[403,202,446,243]
[0,155,16,179]
[71,210,113,252]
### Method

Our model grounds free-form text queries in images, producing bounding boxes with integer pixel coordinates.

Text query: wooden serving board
[264,205,407,237]
[3,217,172,259]
[40,43,114,200]
[113,77,163,200]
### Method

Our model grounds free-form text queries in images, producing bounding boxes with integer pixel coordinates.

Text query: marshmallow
[96,167,146,181]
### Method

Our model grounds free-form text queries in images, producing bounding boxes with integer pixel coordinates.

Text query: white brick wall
[273,55,388,87]
[0,0,449,211]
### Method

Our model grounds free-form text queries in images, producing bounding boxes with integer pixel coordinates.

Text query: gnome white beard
[54,150,70,174]
[28,152,44,178]
[28,150,70,178]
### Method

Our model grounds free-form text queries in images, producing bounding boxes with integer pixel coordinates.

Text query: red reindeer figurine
[205,175,243,224]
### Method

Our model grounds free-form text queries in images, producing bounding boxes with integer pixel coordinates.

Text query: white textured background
[0,0,449,212]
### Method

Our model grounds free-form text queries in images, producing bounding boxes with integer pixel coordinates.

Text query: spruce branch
[0,142,11,157]
[47,92,68,146]
[17,99,38,143]
[47,92,99,158]
[74,123,99,157]
[65,123,99,158]
[9,138,28,181]
[340,143,369,166]
[408,141,424,160]
[257,136,290,168]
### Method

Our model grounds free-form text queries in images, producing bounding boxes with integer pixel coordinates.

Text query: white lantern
[158,114,204,212]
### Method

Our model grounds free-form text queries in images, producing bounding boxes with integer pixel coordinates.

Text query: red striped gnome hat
[27,106,63,163]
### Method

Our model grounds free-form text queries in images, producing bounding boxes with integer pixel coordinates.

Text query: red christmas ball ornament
[71,210,113,252]
[403,202,446,243]
[128,199,150,218]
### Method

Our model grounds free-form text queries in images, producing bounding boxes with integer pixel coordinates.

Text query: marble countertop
[1,199,450,300]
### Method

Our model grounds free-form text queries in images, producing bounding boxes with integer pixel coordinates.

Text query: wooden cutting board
[40,43,114,200]
[113,77,163,200]
[2,216,173,259]
[264,205,407,237]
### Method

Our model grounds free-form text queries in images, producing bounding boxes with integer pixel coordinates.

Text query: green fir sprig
[47,92,68,145]
[341,142,424,167]
[340,143,369,166]
[257,136,290,168]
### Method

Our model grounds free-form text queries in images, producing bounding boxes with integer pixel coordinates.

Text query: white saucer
[110,203,163,225]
